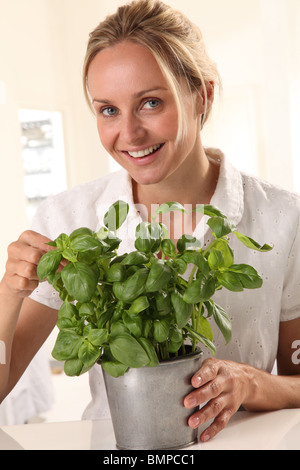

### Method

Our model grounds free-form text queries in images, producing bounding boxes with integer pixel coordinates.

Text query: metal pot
[102,348,202,450]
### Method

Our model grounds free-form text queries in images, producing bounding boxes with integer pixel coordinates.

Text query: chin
[131,171,166,187]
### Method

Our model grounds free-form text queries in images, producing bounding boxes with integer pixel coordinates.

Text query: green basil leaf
[112,267,148,302]
[193,204,226,218]
[128,295,149,316]
[210,301,232,344]
[168,340,182,353]
[183,276,216,304]
[69,227,94,239]
[213,239,234,267]
[177,234,201,252]
[155,201,187,215]
[122,311,143,337]
[52,330,83,361]
[169,257,187,275]
[233,231,273,252]
[207,216,236,238]
[153,318,170,342]
[137,337,159,367]
[171,290,192,328]
[182,252,209,274]
[37,250,62,281]
[217,271,244,291]
[61,262,99,303]
[78,302,95,317]
[96,307,114,329]
[109,333,149,368]
[208,248,225,270]
[64,358,84,376]
[46,241,57,247]
[110,321,129,339]
[61,248,77,263]
[101,349,129,377]
[161,239,176,258]
[155,291,171,316]
[184,325,216,355]
[169,325,183,343]
[105,263,127,282]
[145,260,173,292]
[195,315,214,341]
[55,233,70,251]
[103,200,129,231]
[58,301,78,320]
[227,264,263,289]
[78,341,101,368]
[121,251,149,266]
[88,328,108,346]
[69,234,102,252]
[134,222,162,253]
[101,233,122,251]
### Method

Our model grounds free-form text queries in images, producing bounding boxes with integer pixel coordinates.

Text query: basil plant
[37,201,272,378]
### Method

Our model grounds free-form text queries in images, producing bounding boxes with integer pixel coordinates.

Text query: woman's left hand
[184,357,253,442]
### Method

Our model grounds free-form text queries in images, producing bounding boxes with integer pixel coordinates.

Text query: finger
[7,241,46,267]
[199,407,234,442]
[8,257,44,281]
[18,230,53,252]
[187,392,226,428]
[184,374,224,409]
[4,273,39,298]
[191,358,221,388]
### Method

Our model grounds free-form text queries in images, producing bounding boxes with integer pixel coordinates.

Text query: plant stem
[196,302,203,333]
[188,265,198,285]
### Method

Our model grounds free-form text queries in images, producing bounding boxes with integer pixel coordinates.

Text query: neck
[132,147,220,234]
[133,148,219,207]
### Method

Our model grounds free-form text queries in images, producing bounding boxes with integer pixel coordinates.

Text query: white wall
[0,0,299,276]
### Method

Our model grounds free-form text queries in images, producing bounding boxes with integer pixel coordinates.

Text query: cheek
[154,112,178,140]
[96,121,112,150]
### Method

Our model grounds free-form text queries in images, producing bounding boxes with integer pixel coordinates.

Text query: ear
[196,81,215,116]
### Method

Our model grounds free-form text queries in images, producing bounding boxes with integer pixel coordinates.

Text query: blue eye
[101,107,118,117]
[144,99,160,109]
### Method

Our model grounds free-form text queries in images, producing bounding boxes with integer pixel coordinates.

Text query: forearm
[243,364,300,411]
[0,280,24,401]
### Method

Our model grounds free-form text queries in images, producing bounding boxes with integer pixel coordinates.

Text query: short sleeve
[280,209,300,322]
[29,198,64,311]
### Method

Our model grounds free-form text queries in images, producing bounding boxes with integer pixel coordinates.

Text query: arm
[0,230,59,402]
[184,317,300,442]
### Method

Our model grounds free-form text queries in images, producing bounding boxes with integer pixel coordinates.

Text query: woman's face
[87,41,202,186]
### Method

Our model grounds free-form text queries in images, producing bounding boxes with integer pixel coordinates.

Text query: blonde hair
[83,0,221,142]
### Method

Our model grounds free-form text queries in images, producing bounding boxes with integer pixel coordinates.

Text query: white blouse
[30,149,300,419]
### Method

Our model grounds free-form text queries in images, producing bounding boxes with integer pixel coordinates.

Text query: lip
[122,143,164,166]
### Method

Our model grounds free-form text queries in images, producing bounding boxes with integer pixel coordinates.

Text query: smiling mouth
[127,143,163,158]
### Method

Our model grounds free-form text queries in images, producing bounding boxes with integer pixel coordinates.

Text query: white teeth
[128,144,161,158]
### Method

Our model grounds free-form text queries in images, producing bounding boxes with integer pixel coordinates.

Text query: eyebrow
[92,87,168,104]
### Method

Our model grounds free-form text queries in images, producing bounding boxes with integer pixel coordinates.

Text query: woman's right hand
[1,230,54,298]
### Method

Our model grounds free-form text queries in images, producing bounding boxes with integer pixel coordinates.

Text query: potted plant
[37,200,272,449]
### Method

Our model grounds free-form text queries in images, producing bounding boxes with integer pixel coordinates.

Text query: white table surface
[1,409,300,450]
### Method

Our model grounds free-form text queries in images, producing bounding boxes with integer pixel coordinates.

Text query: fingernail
[194,375,202,387]
[186,397,197,408]
[190,416,200,428]
[201,433,210,442]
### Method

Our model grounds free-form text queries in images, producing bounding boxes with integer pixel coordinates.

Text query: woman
[1,0,300,443]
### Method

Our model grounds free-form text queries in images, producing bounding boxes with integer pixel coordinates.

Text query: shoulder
[32,170,130,237]
[241,171,300,214]
[46,170,126,206]
[238,171,300,245]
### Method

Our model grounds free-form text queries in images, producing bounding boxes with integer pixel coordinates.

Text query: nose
[119,112,146,145]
